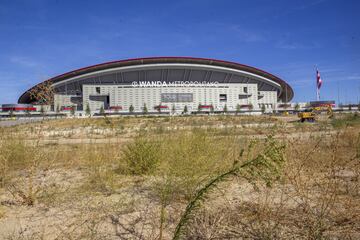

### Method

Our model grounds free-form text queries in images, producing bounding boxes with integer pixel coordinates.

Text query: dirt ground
[0,114,359,239]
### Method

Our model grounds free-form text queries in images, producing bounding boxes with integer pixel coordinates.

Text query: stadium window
[219,94,227,102]
[96,87,101,94]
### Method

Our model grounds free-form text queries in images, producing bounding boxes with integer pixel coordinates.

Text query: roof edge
[18,57,294,103]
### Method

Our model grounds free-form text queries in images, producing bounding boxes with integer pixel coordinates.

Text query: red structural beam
[110,106,123,110]
[1,107,36,111]
[154,105,169,109]
[61,107,74,111]
[239,104,252,108]
[278,104,292,108]
[199,105,214,109]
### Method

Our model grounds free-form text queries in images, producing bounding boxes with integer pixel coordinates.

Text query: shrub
[173,135,286,239]
[99,105,105,115]
[129,104,134,113]
[261,104,266,114]
[142,103,148,114]
[85,103,91,116]
[84,146,117,193]
[223,104,227,113]
[331,113,360,128]
[121,137,160,175]
[236,104,241,115]
[70,106,76,116]
[155,131,237,200]
[0,139,35,187]
[183,105,188,114]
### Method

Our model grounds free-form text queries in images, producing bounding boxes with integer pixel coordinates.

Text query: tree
[261,104,266,114]
[183,105,188,114]
[40,105,45,116]
[143,103,148,114]
[27,81,54,119]
[85,103,91,116]
[99,105,105,115]
[223,104,228,113]
[55,105,60,119]
[248,103,253,111]
[9,109,14,118]
[348,104,352,111]
[294,103,300,112]
[210,104,214,114]
[70,106,76,116]
[28,81,54,105]
[172,105,176,115]
[358,103,360,111]
[25,107,31,116]
[283,103,289,110]
[236,104,241,115]
[129,104,134,113]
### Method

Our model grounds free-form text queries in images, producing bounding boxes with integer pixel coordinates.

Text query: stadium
[17,57,294,114]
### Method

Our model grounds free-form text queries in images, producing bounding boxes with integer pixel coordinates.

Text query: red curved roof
[18,57,294,103]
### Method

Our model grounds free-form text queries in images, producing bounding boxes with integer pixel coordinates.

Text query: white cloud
[294,0,328,10]
[276,40,321,50]
[289,79,313,86]
[230,25,267,43]
[346,75,360,81]
[10,56,39,68]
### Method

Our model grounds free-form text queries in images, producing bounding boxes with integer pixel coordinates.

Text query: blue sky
[0,0,359,104]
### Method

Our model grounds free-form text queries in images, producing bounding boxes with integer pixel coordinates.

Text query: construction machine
[298,109,316,122]
[298,105,333,122]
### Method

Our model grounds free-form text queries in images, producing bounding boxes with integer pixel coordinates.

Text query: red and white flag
[316,69,322,89]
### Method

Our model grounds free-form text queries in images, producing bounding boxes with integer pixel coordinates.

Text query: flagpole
[315,65,318,101]
[316,86,319,101]
[337,81,340,107]
[315,65,321,101]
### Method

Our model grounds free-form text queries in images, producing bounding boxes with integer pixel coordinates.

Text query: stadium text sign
[131,81,219,87]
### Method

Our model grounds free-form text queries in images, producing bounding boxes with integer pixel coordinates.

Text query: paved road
[0,118,45,127]
[10,130,337,146]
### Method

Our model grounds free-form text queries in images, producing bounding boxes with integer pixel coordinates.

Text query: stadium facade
[18,57,294,114]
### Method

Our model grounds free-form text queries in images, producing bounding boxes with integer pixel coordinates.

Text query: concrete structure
[18,57,294,114]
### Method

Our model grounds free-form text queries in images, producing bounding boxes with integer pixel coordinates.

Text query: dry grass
[181,127,360,239]
[0,113,359,239]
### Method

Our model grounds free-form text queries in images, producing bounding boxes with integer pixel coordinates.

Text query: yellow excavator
[298,109,316,122]
[298,105,333,122]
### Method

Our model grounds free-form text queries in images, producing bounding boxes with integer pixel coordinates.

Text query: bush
[122,137,160,175]
[0,139,33,187]
[331,113,360,128]
[156,131,238,200]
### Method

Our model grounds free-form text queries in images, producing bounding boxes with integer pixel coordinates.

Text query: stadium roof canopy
[18,57,294,103]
